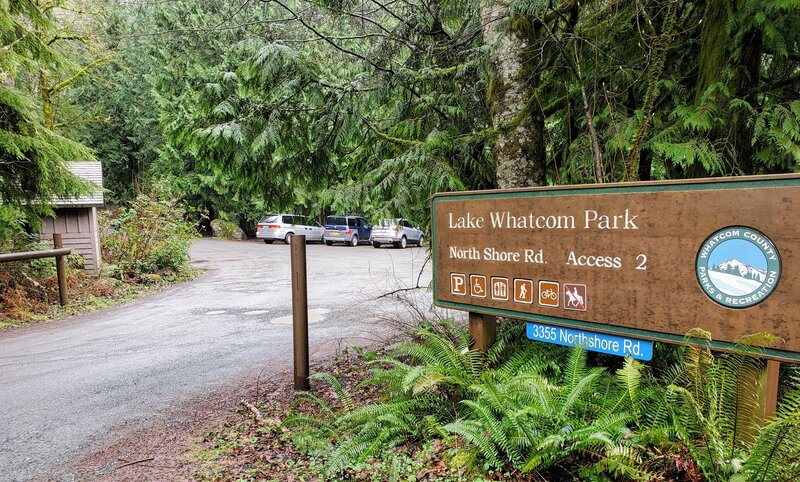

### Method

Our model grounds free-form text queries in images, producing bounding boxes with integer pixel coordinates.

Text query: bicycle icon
[541,289,558,301]
[538,281,561,307]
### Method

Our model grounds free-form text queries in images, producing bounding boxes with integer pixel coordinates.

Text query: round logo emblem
[696,226,781,308]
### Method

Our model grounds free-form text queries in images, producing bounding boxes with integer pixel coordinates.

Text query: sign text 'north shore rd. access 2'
[431,175,800,362]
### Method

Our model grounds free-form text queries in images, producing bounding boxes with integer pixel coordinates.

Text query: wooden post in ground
[469,312,496,352]
[764,360,781,419]
[53,233,68,306]
[291,235,310,391]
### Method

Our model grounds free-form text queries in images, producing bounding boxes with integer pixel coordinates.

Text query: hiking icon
[513,279,534,304]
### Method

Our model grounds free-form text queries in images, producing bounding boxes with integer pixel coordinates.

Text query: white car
[256,214,325,244]
[370,218,424,249]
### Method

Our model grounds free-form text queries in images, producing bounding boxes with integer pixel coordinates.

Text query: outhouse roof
[54,162,104,207]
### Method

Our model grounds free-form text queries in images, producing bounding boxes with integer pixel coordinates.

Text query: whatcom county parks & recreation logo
[696,226,781,308]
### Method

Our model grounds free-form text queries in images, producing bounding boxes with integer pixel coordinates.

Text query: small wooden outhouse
[40,162,104,275]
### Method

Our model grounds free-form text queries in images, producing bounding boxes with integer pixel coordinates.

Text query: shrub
[0,216,62,322]
[101,191,198,278]
[210,218,245,240]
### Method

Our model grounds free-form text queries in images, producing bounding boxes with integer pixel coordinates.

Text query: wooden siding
[40,208,101,275]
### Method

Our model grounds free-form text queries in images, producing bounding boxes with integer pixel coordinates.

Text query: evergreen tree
[68,0,800,228]
[0,0,92,241]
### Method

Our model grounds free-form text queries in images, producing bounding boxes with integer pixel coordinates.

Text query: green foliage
[209,219,245,240]
[652,332,800,481]
[71,6,162,203]
[60,0,800,231]
[0,204,29,250]
[0,0,93,231]
[295,323,800,480]
[101,189,198,278]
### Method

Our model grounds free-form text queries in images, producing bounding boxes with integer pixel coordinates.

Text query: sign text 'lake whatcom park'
[431,175,800,362]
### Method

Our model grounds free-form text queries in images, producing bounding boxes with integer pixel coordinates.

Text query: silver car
[256,214,325,244]
[371,218,424,249]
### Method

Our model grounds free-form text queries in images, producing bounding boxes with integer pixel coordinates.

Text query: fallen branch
[116,457,154,469]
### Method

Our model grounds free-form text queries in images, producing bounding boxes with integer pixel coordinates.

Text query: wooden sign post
[431,175,800,409]
[291,235,310,391]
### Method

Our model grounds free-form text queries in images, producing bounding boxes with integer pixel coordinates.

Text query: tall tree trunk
[481,1,545,189]
[695,0,762,175]
[695,0,730,102]
[730,27,762,174]
[39,70,54,129]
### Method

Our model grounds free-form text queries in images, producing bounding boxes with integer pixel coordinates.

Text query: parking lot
[0,238,433,481]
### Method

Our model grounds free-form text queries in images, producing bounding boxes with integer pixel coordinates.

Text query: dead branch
[116,457,154,469]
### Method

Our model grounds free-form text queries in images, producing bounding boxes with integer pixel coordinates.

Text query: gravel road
[0,238,432,481]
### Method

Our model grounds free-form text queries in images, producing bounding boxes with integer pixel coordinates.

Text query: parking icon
[490,277,509,301]
[451,273,467,296]
[470,275,487,298]
[513,279,534,304]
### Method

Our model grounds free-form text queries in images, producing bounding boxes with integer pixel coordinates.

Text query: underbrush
[0,262,200,328]
[0,189,200,327]
[197,322,800,481]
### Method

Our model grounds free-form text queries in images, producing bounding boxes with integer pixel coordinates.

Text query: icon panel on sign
[564,283,587,311]
[513,279,534,304]
[490,277,509,301]
[538,280,560,308]
[470,274,487,298]
[451,273,467,296]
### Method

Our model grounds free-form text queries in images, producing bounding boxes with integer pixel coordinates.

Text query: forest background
[3,1,800,478]
[4,0,800,238]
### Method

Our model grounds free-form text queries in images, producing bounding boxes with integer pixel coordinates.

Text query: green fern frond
[309,372,354,412]
[444,418,503,468]
[337,400,419,425]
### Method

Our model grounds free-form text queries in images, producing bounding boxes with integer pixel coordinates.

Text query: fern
[287,323,800,479]
[310,372,355,411]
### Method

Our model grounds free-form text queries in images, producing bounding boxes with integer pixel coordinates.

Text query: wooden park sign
[431,175,800,363]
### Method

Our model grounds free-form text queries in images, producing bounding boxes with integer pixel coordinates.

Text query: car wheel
[263,239,274,244]
[284,232,294,244]
[394,236,407,249]
[325,240,334,246]
[372,241,381,248]
[350,235,359,247]
[417,235,424,247]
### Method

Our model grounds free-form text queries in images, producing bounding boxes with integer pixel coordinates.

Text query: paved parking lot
[0,238,432,481]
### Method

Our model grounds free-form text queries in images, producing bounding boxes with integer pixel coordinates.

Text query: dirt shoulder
[54,364,305,481]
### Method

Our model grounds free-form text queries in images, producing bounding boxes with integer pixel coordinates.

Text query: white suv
[370,218,424,249]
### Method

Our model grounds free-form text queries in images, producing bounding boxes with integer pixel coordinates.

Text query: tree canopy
[4,0,800,232]
[0,0,93,239]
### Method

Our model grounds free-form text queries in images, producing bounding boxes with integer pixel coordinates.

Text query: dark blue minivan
[324,215,371,246]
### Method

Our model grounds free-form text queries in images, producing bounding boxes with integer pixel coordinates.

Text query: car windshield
[377,218,400,227]
[326,216,346,226]
[260,215,278,223]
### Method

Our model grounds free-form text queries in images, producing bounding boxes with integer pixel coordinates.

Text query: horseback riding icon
[564,284,587,311]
